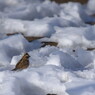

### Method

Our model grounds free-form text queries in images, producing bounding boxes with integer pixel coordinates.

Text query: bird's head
[24,53,30,58]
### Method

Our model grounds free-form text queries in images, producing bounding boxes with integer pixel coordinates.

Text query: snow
[0,16,86,37]
[87,0,95,15]
[50,26,95,49]
[0,0,95,95]
[0,34,32,66]
[60,2,93,22]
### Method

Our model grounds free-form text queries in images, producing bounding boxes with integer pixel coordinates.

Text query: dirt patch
[92,14,95,17]
[86,22,95,25]
[50,0,88,4]
[41,41,58,47]
[25,36,44,42]
[7,33,44,42]
[87,48,95,51]
[47,94,57,95]
[7,33,23,36]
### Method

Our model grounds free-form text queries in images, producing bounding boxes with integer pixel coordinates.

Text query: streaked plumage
[12,53,30,71]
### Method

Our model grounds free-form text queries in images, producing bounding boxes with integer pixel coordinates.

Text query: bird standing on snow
[12,53,30,71]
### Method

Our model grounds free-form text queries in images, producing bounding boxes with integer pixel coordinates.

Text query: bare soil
[41,41,58,47]
[25,36,44,42]
[7,33,44,42]
[50,0,88,4]
[86,22,95,25]
[87,48,95,51]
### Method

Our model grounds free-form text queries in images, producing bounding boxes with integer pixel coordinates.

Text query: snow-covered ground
[0,0,95,95]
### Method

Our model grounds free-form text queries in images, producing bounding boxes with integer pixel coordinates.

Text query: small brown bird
[12,53,30,71]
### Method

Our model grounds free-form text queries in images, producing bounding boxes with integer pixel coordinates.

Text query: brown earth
[7,33,44,42]
[85,14,95,25]
[87,48,95,51]
[25,36,44,42]
[47,94,57,95]
[50,0,88,4]
[92,14,95,17]
[41,41,58,47]
[86,22,95,25]
[7,33,22,36]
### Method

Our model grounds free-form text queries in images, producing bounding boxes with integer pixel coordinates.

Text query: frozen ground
[0,0,95,95]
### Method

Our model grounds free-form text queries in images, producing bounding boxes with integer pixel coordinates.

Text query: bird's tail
[11,68,17,71]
